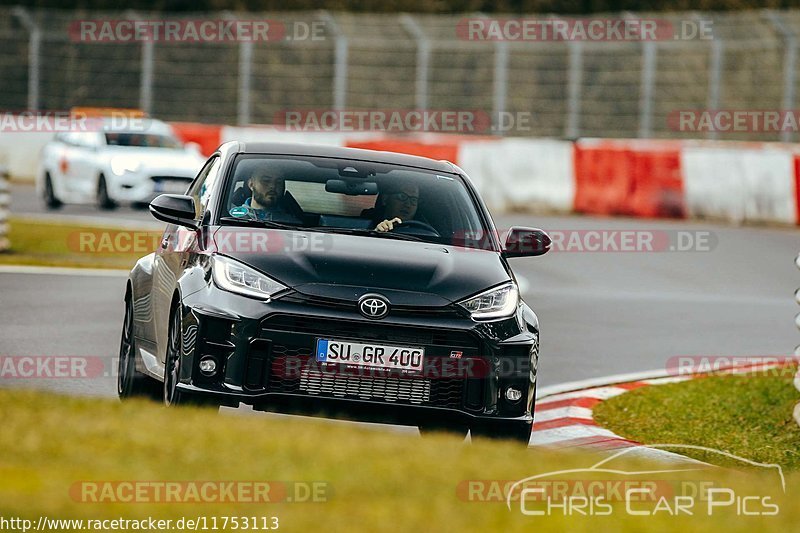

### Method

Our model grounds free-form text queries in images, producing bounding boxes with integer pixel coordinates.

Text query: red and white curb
[532,362,797,463]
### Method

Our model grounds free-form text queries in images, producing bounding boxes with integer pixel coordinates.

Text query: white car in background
[37,118,205,209]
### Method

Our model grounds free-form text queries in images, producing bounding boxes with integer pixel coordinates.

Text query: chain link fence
[3,7,800,141]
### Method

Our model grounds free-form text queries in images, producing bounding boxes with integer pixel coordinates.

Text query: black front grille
[278,293,463,318]
[247,347,464,409]
[261,315,480,350]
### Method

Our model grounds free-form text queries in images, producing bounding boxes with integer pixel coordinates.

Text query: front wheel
[43,174,62,209]
[97,175,117,210]
[163,307,215,408]
[117,295,160,401]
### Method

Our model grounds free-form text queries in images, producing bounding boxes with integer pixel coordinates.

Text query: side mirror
[503,227,551,258]
[149,194,198,230]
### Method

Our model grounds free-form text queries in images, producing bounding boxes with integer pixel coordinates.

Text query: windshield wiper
[218,217,298,230]
[306,227,426,242]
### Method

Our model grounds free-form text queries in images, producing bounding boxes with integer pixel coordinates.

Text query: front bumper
[109,172,194,203]
[175,284,540,426]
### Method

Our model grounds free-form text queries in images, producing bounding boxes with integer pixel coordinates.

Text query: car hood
[103,147,204,175]
[211,227,511,305]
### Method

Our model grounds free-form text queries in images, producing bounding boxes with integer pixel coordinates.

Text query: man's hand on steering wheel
[375,217,402,232]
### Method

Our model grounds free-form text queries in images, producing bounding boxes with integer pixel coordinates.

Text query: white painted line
[537,386,629,403]
[534,406,594,423]
[530,425,618,446]
[0,265,129,277]
[11,212,164,230]
[537,368,671,399]
[641,376,693,385]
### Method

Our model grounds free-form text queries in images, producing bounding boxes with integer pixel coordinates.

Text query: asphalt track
[2,183,798,406]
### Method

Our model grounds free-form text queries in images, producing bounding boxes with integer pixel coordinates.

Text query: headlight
[212,256,287,301]
[110,157,141,176]
[458,282,519,320]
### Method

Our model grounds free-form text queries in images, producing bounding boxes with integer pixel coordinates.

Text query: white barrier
[456,138,575,213]
[0,129,54,181]
[681,146,797,224]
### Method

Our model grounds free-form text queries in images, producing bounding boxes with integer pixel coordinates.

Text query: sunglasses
[392,192,420,206]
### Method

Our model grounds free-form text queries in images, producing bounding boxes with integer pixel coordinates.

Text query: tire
[43,174,62,209]
[470,420,533,446]
[97,175,117,210]
[117,295,161,401]
[163,306,215,408]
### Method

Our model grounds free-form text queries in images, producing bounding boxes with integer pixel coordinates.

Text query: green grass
[1,388,799,531]
[593,370,800,470]
[0,217,158,269]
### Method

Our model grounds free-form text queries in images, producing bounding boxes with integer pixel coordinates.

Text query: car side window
[187,156,221,220]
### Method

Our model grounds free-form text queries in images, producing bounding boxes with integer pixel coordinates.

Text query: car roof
[236,142,458,174]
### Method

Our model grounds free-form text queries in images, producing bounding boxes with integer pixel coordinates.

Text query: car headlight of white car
[110,156,142,176]
[211,256,287,301]
[458,282,519,320]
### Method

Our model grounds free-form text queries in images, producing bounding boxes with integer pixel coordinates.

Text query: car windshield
[220,154,493,248]
[105,132,183,149]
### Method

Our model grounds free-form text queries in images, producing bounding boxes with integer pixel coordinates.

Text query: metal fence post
[319,11,348,111]
[638,41,658,138]
[706,39,724,140]
[492,40,508,135]
[238,40,253,125]
[400,14,429,111]
[766,11,797,143]
[124,10,154,115]
[222,11,252,126]
[565,41,583,139]
[0,164,9,252]
[140,39,154,115]
[11,7,40,111]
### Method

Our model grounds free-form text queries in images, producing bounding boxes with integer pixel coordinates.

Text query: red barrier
[574,140,686,218]
[345,138,461,164]
[169,122,222,157]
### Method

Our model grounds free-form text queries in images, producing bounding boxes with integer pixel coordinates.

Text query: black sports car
[117,141,550,443]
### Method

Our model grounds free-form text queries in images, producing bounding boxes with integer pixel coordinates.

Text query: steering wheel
[394,219,440,237]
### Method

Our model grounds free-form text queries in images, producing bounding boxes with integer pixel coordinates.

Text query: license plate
[315,339,424,372]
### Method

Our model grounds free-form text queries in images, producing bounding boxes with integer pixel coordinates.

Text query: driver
[372,182,420,232]
[231,169,301,224]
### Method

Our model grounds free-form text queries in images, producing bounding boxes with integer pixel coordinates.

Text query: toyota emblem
[358,294,390,319]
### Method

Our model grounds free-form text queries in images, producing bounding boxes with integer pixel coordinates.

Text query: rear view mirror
[149,194,198,230]
[325,179,378,196]
[503,227,551,258]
